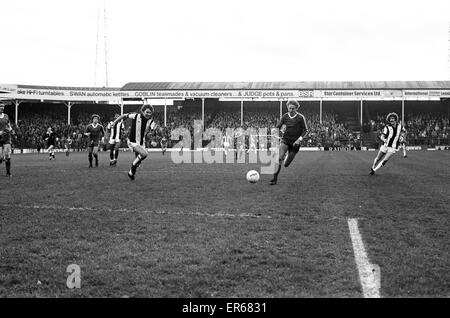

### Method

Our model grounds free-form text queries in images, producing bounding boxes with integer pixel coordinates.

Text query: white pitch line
[0,203,272,220]
[347,218,381,298]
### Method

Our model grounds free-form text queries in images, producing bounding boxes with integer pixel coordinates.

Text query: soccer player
[0,102,13,176]
[64,135,72,157]
[270,100,308,185]
[370,112,406,175]
[43,127,57,160]
[399,128,407,158]
[160,130,168,155]
[106,113,124,166]
[222,134,232,156]
[111,104,158,180]
[85,114,105,168]
[247,134,257,154]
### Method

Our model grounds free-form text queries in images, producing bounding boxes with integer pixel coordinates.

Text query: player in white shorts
[370,112,406,175]
[111,104,159,180]
[399,129,407,158]
[222,134,232,156]
[106,113,124,166]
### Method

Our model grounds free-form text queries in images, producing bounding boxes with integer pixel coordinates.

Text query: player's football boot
[370,168,375,175]
[269,178,277,185]
[404,155,408,158]
[128,170,135,180]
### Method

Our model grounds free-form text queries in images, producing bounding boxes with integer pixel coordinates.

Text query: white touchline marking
[347,218,381,298]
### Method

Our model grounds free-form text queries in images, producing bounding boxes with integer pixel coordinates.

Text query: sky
[1,0,450,87]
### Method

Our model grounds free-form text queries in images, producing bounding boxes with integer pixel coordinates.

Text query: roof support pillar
[241,100,244,126]
[14,100,21,125]
[201,98,205,131]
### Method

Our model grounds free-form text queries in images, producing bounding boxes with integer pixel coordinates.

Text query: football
[246,170,260,183]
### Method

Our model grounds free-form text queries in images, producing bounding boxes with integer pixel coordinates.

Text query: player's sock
[5,158,11,175]
[94,154,99,167]
[88,153,93,167]
[110,147,114,160]
[271,162,282,182]
[115,149,119,160]
[373,160,387,172]
[372,157,378,169]
[132,154,145,168]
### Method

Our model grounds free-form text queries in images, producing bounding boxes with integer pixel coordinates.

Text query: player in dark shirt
[0,102,14,176]
[85,114,105,168]
[270,100,308,185]
[43,127,57,160]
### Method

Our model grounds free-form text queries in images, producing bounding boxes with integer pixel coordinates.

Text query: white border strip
[348,218,381,298]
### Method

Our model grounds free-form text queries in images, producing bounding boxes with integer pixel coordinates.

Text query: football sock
[88,153,93,166]
[94,154,98,165]
[372,157,378,169]
[5,158,11,175]
[374,160,387,172]
[115,149,119,160]
[110,148,114,160]
[273,161,282,180]
[132,154,144,168]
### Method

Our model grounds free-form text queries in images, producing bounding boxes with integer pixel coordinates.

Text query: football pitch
[0,150,448,297]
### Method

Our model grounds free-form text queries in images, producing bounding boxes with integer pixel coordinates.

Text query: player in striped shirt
[85,114,105,168]
[107,113,124,166]
[370,112,406,175]
[111,104,159,180]
[160,128,168,156]
[0,102,14,177]
[399,128,408,158]
[270,100,308,185]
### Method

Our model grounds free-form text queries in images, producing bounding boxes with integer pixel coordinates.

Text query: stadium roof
[122,81,450,91]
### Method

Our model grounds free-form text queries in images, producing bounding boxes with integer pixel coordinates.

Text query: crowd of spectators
[366,113,449,146]
[6,106,449,151]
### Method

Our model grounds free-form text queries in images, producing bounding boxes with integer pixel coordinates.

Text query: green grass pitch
[0,150,448,297]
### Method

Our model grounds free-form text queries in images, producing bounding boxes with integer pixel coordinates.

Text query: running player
[0,102,14,176]
[399,128,407,158]
[64,135,72,156]
[111,104,158,180]
[247,134,257,154]
[106,113,124,166]
[222,133,232,156]
[160,129,168,155]
[370,112,406,175]
[85,114,105,168]
[270,100,308,185]
[43,127,57,160]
